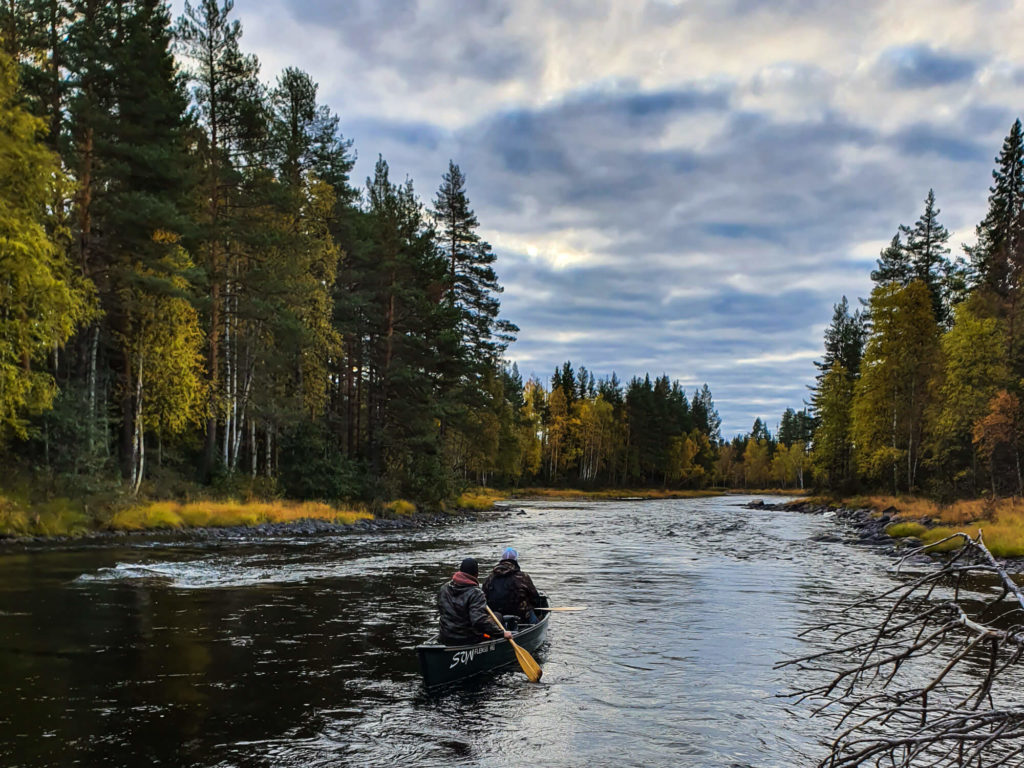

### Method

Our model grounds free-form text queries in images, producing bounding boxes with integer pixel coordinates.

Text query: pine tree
[1,0,70,148]
[360,157,454,500]
[68,0,196,483]
[431,160,517,368]
[176,0,266,475]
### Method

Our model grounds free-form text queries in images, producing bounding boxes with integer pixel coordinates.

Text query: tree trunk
[250,418,256,478]
[88,324,98,454]
[130,352,144,494]
[223,278,232,469]
[264,425,272,478]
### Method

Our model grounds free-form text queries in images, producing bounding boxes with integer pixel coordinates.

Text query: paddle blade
[511,640,542,683]
[539,606,587,612]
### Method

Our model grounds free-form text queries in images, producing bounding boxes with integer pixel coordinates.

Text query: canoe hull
[416,610,549,689]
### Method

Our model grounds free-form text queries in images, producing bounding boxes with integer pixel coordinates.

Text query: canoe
[416,597,550,688]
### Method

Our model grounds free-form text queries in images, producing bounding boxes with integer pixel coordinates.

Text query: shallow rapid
[0,496,949,767]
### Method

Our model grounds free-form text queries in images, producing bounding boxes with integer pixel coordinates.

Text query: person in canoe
[483,547,541,625]
[438,557,513,646]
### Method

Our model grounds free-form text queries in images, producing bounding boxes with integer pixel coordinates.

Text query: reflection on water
[0,496,1000,767]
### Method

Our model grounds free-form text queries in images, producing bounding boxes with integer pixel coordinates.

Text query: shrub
[385,499,417,516]
[885,521,928,538]
[455,492,500,510]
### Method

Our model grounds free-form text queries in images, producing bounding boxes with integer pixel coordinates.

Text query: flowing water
[0,496,983,767]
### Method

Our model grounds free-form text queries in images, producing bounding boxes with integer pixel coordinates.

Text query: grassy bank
[0,492,377,537]
[109,500,373,531]
[846,495,1024,558]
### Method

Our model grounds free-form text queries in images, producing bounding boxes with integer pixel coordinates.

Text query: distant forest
[5,1,1024,504]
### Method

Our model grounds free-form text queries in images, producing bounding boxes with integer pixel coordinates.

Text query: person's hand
[503,630,513,640]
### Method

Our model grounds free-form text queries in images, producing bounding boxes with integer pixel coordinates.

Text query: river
[0,495,954,767]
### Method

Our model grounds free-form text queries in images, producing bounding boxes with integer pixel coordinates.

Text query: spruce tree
[812,297,867,384]
[812,362,855,490]
[904,189,951,323]
[967,119,1024,295]
[871,234,911,286]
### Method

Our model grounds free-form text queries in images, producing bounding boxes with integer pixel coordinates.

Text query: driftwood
[780,532,1024,767]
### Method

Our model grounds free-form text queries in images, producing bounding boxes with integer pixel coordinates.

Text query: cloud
[876,44,981,89]
[736,350,822,366]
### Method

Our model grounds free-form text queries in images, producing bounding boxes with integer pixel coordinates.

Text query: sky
[180,0,1024,435]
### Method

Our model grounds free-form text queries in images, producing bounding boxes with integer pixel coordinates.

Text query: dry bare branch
[782,531,1024,767]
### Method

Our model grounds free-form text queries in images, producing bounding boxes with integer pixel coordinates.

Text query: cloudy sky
[193,0,1024,435]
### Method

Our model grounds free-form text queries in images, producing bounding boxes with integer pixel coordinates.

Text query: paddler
[437,557,513,645]
[483,547,541,625]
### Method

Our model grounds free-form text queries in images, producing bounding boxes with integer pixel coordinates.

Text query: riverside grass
[858,495,1024,558]
[108,500,373,531]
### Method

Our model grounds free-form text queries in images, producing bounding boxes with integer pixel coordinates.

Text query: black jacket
[437,572,502,645]
[483,559,540,619]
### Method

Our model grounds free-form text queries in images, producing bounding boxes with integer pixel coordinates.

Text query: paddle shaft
[535,606,587,612]
[484,604,509,634]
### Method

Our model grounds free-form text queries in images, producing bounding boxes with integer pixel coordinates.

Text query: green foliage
[277,422,365,502]
[0,51,92,441]
[852,281,941,491]
[812,362,856,490]
[928,296,1009,494]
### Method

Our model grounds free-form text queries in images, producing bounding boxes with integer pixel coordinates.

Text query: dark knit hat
[459,557,479,577]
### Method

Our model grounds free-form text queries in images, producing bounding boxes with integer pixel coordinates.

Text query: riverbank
[0,485,504,543]
[0,504,495,547]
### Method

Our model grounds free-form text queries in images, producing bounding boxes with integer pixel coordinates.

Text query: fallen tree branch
[782,531,1024,767]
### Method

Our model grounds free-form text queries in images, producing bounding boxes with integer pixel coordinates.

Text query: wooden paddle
[484,605,542,683]
[535,606,587,612]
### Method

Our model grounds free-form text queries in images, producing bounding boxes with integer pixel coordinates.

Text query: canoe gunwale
[416,609,549,651]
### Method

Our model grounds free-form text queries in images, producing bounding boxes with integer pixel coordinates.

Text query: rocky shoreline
[746,498,901,547]
[745,498,1024,572]
[0,508,505,549]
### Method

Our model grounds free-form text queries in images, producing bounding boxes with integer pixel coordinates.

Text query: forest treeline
[2,0,530,504]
